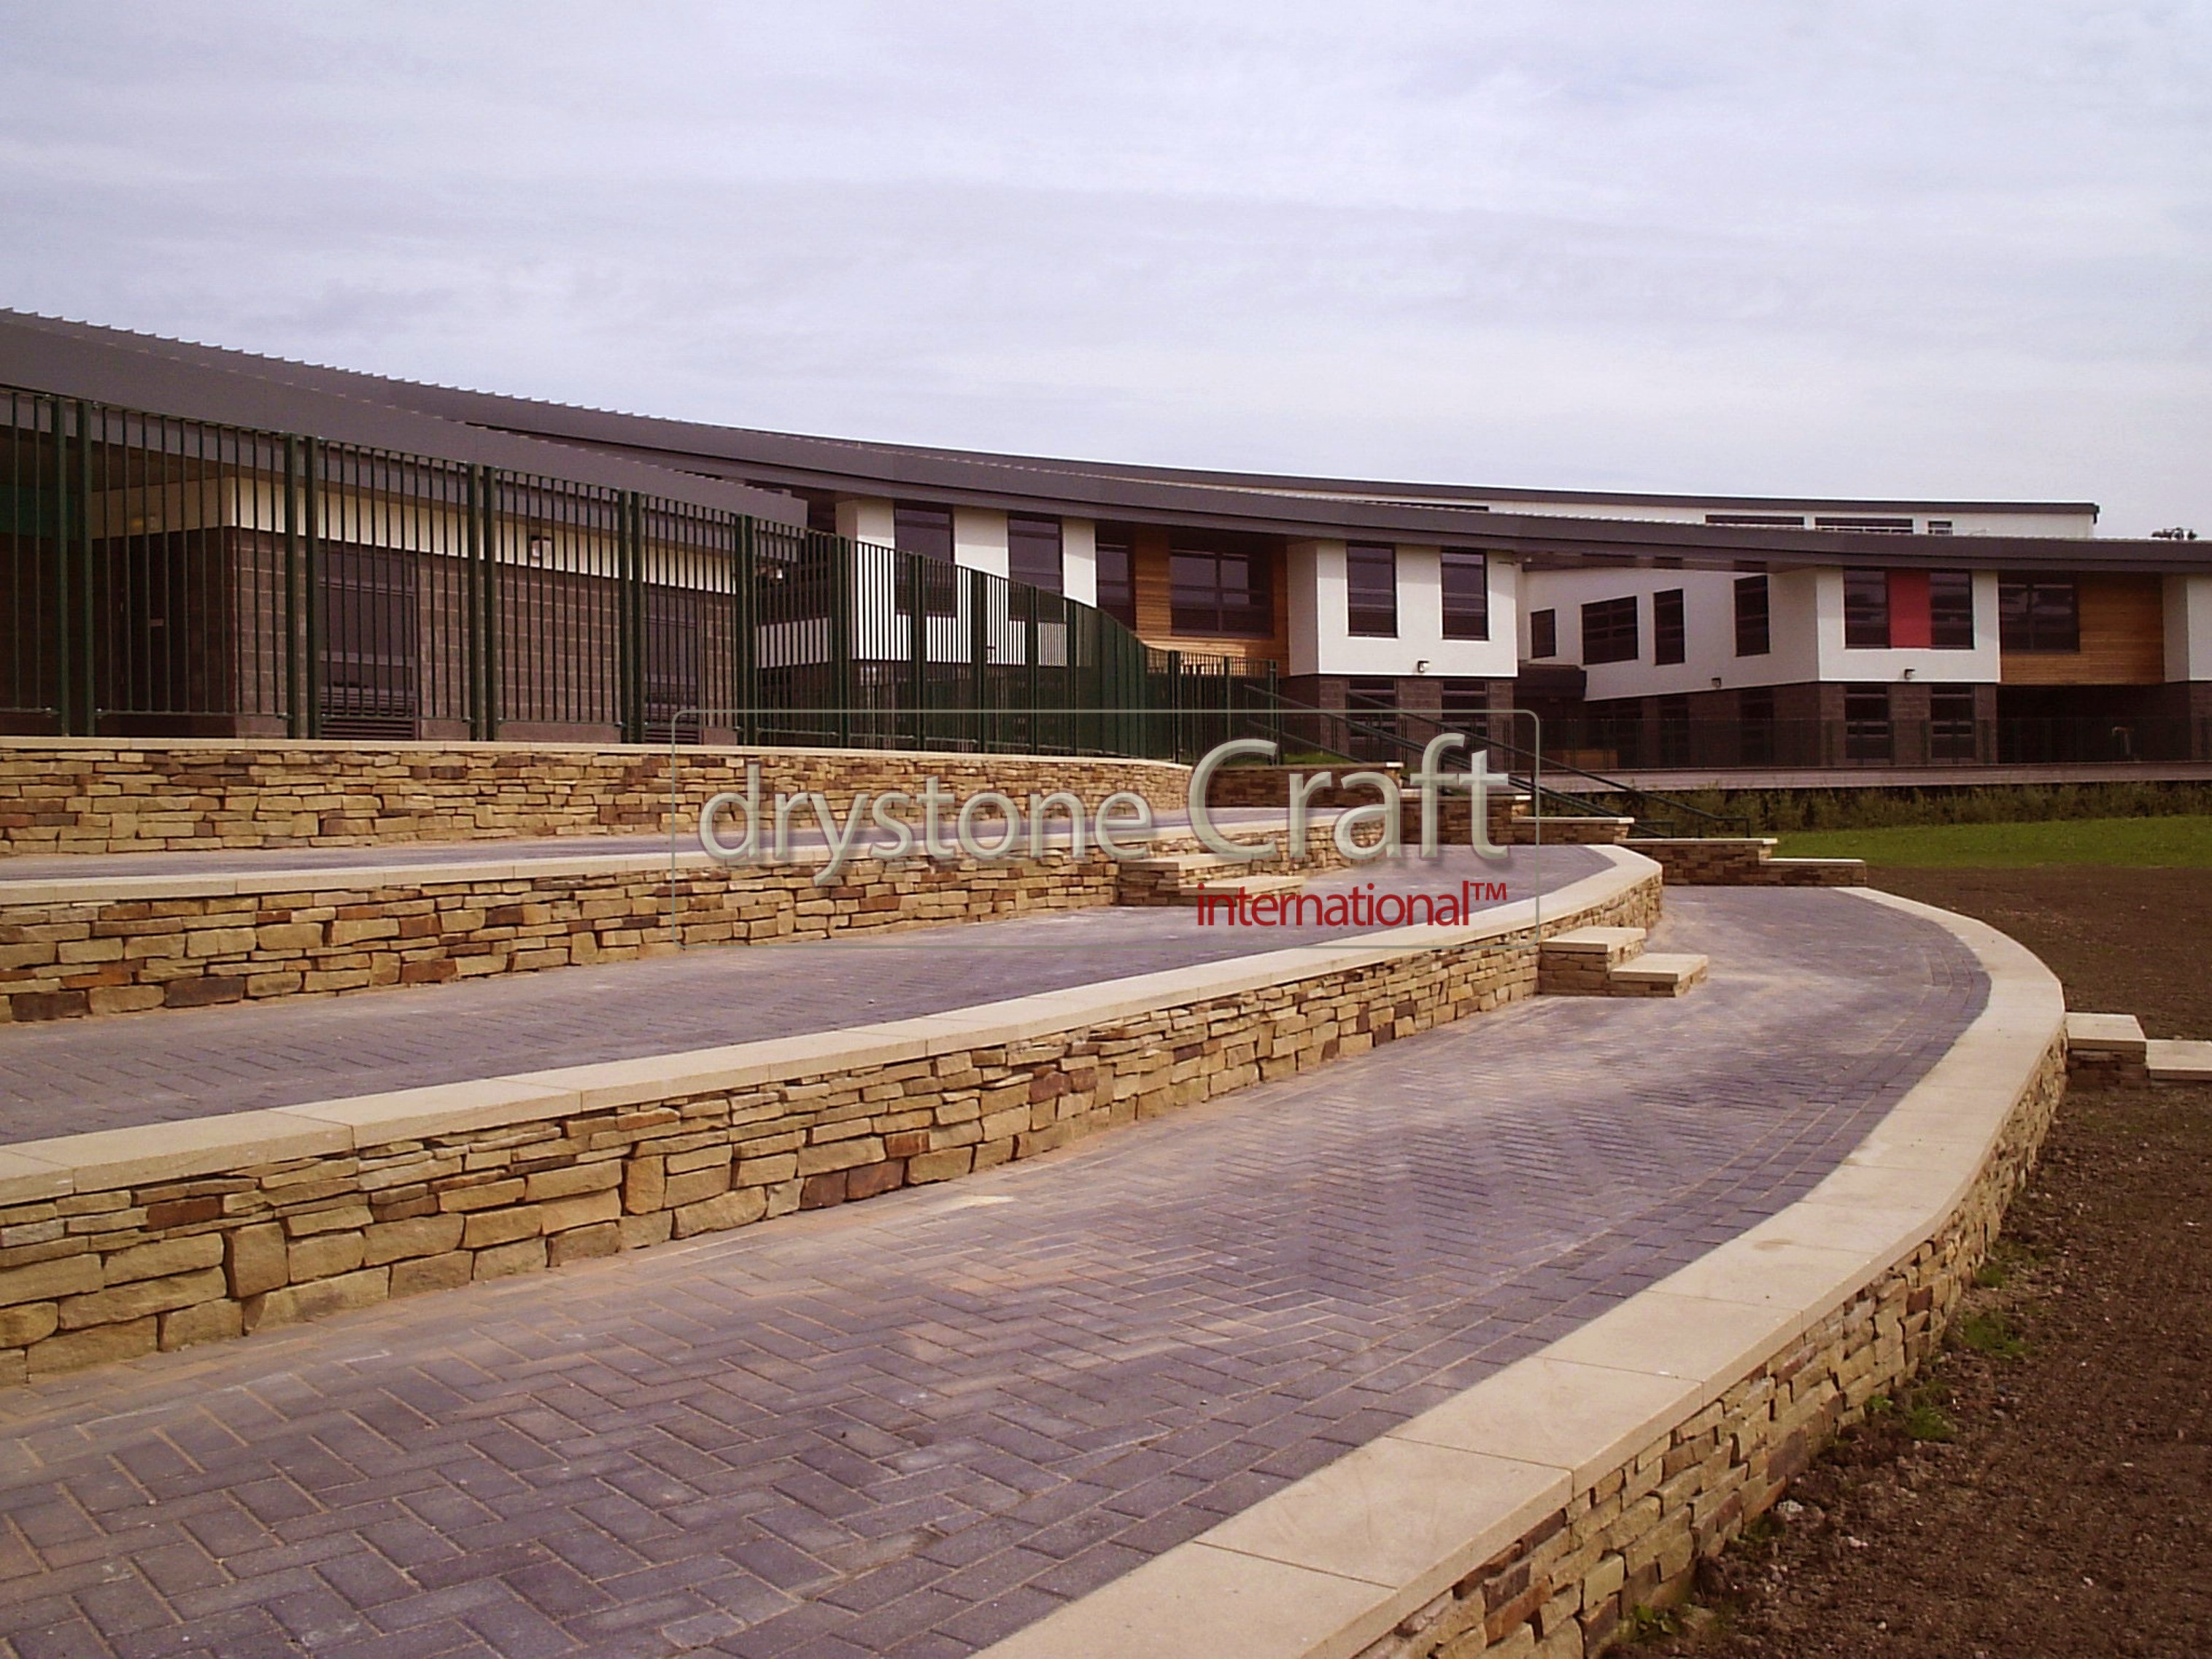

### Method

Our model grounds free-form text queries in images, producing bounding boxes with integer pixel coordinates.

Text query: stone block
[522,1162,622,1202]
[539,1191,620,1234]
[246,1267,391,1330]
[60,1267,228,1330]
[547,1223,621,1266]
[0,1253,101,1307]
[673,1188,768,1238]
[619,1212,674,1251]
[288,1233,367,1282]
[101,1232,225,1284]
[28,1316,158,1376]
[225,1223,289,1298]
[0,1302,59,1347]
[473,1238,546,1280]
[362,1213,466,1266]
[282,1202,375,1238]
[462,1207,544,1249]
[160,1301,243,1351]
[390,1252,473,1298]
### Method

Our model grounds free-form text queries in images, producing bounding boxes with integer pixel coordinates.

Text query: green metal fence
[0,385,1220,756]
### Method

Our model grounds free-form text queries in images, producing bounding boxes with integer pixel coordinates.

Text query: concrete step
[2146,1039,2212,1083]
[1605,953,1709,997]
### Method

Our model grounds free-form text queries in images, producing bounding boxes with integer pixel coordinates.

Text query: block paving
[0,888,1984,1658]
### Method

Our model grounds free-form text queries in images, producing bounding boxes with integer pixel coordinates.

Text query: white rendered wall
[2166,574,2212,681]
[1061,518,1098,606]
[1473,500,2098,538]
[1810,568,2002,685]
[835,497,894,546]
[953,508,1009,578]
[1520,565,1998,697]
[1288,540,1517,679]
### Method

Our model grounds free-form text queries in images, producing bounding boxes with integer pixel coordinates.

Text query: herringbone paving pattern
[0,889,1983,1659]
[0,846,1598,1142]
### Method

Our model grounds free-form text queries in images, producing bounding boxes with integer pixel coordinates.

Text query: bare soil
[1638,867,2212,1659]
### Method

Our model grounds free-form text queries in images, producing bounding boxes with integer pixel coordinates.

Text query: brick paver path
[0,888,1983,1659]
[0,846,1601,1144]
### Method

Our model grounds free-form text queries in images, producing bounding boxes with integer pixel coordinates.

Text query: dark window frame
[1092,530,1136,628]
[1581,596,1639,665]
[1345,542,1398,638]
[893,502,959,617]
[1440,549,1489,640]
[1006,514,1064,594]
[1843,568,1890,649]
[1929,570,1975,650]
[1999,578,2080,653]
[1733,575,1771,657]
[1653,588,1686,665]
[1169,539,1274,638]
[1529,608,1558,659]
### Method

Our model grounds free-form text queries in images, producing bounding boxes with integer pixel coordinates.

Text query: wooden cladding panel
[2002,573,2165,686]
[1128,525,1288,670]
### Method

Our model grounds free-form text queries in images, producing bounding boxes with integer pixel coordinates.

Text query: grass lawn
[1772,814,2212,867]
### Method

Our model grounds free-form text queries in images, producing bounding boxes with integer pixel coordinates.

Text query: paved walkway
[0,888,1984,1659]
[0,846,1602,1143]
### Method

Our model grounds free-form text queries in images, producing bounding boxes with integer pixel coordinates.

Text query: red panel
[1888,570,1932,649]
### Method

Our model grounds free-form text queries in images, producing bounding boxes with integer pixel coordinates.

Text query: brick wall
[0,866,1661,1382]
[0,739,1194,857]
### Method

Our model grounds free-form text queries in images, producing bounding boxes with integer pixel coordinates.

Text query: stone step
[2146,1039,2212,1083]
[1536,926,1647,995]
[2065,1010,2150,1081]
[1605,953,1709,998]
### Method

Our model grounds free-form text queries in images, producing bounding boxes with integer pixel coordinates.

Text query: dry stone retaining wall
[0,823,1362,1024]
[1369,1034,2064,1659]
[0,738,1194,857]
[0,861,1662,1383]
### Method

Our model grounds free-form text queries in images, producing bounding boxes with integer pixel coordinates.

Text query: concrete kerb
[0,848,1655,1199]
[972,883,2065,1659]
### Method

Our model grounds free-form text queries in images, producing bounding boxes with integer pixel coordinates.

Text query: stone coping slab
[0,848,1656,1203]
[974,884,2063,1659]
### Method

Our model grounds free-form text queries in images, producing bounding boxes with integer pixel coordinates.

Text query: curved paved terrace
[0,845,1602,1142]
[0,886,1984,1659]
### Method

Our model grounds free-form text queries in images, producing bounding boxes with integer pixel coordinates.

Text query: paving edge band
[972,886,2067,1659]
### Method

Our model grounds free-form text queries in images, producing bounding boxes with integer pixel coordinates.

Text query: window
[1653,589,1686,665]
[1817,517,1914,533]
[1930,686,1978,761]
[1740,685,1776,766]
[1844,685,1892,762]
[1170,538,1273,637]
[894,502,959,616]
[1441,549,1488,640]
[1007,515,1063,593]
[894,503,954,562]
[1094,530,1136,627]
[1929,571,1974,649]
[1843,569,1890,649]
[1733,576,1770,657]
[1529,608,1558,659]
[1707,513,1804,527]
[1999,579,2079,653]
[1582,597,1639,665]
[1927,520,1954,535]
[1345,543,1397,637]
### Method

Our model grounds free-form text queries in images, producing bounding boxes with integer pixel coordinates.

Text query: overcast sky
[3,2,2205,533]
